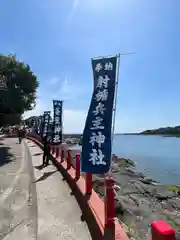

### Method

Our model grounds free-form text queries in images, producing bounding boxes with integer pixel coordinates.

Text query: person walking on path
[42,133,51,166]
[17,127,26,143]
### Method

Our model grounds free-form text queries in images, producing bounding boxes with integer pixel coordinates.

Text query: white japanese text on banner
[41,111,51,138]
[52,100,62,145]
[81,55,119,174]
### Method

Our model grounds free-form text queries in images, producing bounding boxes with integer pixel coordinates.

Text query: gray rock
[92,154,180,239]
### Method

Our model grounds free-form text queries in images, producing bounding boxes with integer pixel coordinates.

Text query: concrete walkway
[26,139,92,240]
[0,137,37,240]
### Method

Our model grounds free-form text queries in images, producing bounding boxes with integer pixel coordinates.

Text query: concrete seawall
[27,133,129,240]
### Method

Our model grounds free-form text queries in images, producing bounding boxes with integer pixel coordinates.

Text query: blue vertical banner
[81,55,119,174]
[39,116,43,136]
[37,116,42,135]
[41,111,51,138]
[34,117,39,133]
[52,100,63,145]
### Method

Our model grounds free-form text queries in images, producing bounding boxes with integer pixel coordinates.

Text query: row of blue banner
[34,54,119,174]
[38,101,63,145]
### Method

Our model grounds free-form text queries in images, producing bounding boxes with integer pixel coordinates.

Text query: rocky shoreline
[68,145,180,239]
[92,155,180,240]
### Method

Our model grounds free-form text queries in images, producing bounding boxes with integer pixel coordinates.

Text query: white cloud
[24,96,128,133]
[24,92,144,133]
[49,77,60,85]
[67,0,79,23]
[23,75,132,133]
[60,75,71,97]
[63,109,87,133]
[72,0,79,10]
[51,74,83,101]
[23,100,87,133]
[24,105,134,133]
[23,99,50,119]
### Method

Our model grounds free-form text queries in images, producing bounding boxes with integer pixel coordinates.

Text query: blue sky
[0,0,180,133]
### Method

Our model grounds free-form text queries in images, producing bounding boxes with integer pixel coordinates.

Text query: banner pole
[109,54,120,175]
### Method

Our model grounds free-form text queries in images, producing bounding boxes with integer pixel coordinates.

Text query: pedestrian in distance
[17,127,25,143]
[42,132,52,167]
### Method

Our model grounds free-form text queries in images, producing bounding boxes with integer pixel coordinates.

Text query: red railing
[27,133,177,240]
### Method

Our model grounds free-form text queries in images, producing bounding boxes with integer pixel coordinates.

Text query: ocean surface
[113,135,180,185]
[71,135,180,185]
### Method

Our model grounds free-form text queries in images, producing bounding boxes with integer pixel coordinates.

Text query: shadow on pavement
[33,153,42,156]
[0,144,14,167]
[35,170,58,183]
[34,164,45,170]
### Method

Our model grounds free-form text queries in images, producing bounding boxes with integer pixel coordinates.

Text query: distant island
[140,125,180,136]
[63,126,180,139]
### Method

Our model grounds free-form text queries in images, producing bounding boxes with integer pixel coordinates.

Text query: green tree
[0,54,39,126]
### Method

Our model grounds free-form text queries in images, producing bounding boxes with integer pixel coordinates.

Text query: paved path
[26,139,92,240]
[0,137,91,239]
[0,137,36,240]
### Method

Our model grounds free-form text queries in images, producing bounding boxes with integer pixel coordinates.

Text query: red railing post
[86,172,92,195]
[61,148,64,162]
[56,145,59,159]
[52,145,55,155]
[66,149,71,169]
[50,144,53,153]
[151,221,176,240]
[105,177,115,228]
[75,153,80,180]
